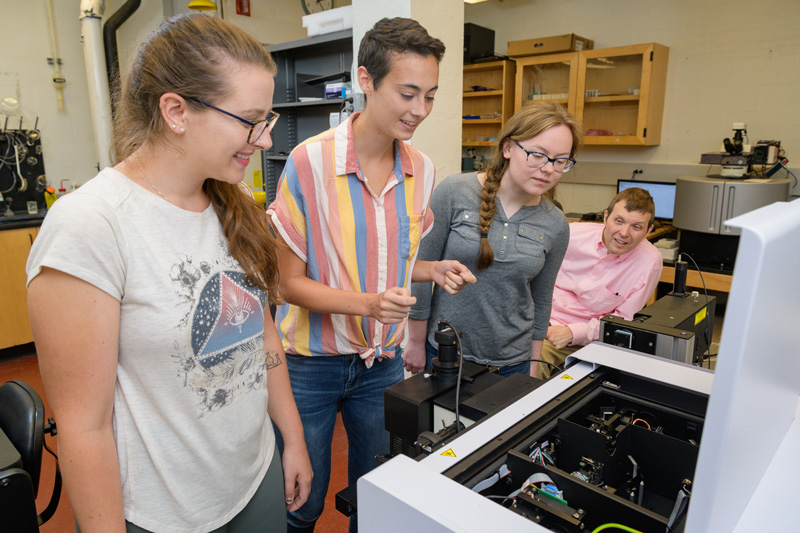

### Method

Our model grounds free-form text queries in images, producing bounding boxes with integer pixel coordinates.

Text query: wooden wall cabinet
[577,43,669,146]
[513,43,669,146]
[514,52,580,115]
[0,226,37,350]
[462,60,515,147]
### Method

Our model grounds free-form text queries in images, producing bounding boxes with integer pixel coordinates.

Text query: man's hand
[546,325,573,350]
[371,287,416,324]
[432,260,477,295]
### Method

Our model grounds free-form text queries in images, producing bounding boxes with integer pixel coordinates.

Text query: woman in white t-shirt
[26,14,311,533]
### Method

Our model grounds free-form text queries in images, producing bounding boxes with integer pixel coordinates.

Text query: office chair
[0,380,61,532]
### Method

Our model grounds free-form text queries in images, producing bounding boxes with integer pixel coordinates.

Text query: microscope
[700,122,785,178]
[722,122,746,156]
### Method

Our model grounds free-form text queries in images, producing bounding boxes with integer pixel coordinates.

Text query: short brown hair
[357,18,445,89]
[606,188,656,228]
[477,103,582,270]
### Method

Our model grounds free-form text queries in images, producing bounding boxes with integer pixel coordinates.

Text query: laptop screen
[616,179,677,221]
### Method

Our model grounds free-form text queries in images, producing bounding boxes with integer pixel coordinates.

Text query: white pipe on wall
[80,0,113,169]
[45,0,67,111]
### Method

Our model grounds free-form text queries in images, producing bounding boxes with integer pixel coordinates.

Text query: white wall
[5,0,797,205]
[0,0,308,191]
[1,0,100,190]
[466,0,800,212]
[411,1,464,182]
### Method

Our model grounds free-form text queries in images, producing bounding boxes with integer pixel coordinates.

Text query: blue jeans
[424,339,531,378]
[280,351,404,533]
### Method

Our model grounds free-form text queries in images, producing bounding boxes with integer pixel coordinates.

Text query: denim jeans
[424,339,531,378]
[280,351,404,533]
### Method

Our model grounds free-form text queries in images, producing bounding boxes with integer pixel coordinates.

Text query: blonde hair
[477,103,582,270]
[112,13,281,301]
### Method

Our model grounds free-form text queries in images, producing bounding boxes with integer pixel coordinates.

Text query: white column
[352,0,464,182]
[80,0,113,169]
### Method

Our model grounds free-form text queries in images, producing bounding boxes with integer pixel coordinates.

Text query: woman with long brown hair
[26,14,310,532]
[406,102,582,377]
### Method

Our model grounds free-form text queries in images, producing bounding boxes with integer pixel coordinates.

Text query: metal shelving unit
[263,30,354,205]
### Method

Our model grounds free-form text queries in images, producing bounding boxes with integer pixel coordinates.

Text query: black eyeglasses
[186,97,279,144]
[514,140,576,173]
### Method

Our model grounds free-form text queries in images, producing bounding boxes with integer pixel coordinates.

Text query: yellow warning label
[560,374,574,380]
[694,307,707,326]
[441,448,457,458]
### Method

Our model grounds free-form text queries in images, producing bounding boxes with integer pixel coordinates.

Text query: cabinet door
[462,60,515,147]
[674,177,725,234]
[577,43,669,146]
[514,52,579,114]
[0,227,37,349]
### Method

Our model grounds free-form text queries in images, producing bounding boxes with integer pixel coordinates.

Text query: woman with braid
[406,103,580,377]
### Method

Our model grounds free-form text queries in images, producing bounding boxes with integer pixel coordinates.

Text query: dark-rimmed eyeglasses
[186,97,279,144]
[514,140,576,173]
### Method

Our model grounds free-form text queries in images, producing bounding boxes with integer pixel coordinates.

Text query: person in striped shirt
[267,18,475,533]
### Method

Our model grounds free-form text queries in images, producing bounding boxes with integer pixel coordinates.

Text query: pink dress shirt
[550,222,663,345]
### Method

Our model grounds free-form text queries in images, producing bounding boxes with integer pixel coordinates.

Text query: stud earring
[171,124,176,129]
[179,127,185,133]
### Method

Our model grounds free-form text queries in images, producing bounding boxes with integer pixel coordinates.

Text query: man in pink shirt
[537,187,663,379]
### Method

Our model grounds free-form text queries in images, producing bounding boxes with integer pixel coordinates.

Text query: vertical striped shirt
[267,113,436,360]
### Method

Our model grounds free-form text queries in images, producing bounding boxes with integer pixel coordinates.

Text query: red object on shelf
[235,0,250,16]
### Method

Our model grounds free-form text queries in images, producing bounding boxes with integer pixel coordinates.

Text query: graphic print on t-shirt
[193,272,263,369]
[170,264,268,415]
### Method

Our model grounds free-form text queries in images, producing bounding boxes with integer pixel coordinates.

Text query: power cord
[438,319,465,433]
[678,252,714,368]
[526,359,563,374]
[785,167,798,189]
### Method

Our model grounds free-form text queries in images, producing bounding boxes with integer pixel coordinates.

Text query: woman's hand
[432,261,477,295]
[404,319,429,374]
[370,287,417,324]
[281,440,313,512]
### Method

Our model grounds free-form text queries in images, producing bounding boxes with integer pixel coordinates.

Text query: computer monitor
[616,179,677,221]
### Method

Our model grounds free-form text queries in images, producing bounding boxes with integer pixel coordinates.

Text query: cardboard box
[507,34,593,57]
[302,5,353,37]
